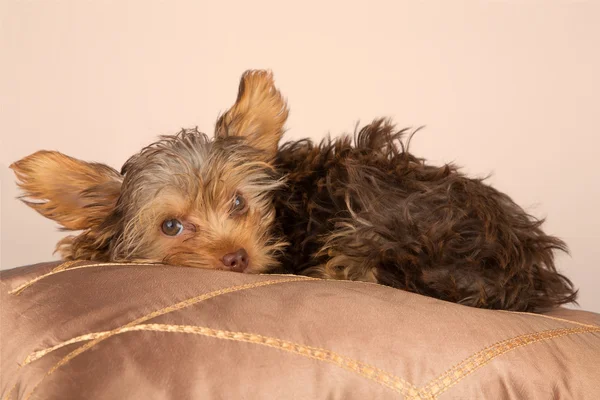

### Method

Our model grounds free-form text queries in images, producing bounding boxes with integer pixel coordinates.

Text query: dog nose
[221,248,249,272]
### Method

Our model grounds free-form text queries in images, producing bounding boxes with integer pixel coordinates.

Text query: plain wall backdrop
[1,1,598,312]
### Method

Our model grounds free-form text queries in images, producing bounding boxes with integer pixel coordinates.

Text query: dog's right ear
[10,151,123,231]
[215,70,289,160]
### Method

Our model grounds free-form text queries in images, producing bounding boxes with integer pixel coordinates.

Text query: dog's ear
[10,150,123,230]
[215,70,289,159]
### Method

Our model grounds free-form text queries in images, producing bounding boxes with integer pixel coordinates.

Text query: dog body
[274,122,575,311]
[11,70,576,311]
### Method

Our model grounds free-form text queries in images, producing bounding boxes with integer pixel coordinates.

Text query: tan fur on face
[10,69,578,312]
[11,70,289,272]
[10,151,122,230]
[11,125,287,273]
[110,131,287,272]
[215,70,289,160]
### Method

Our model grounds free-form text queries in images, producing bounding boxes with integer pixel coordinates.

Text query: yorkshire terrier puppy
[11,70,576,311]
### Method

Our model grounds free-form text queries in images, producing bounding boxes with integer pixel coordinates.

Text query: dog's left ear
[215,70,289,160]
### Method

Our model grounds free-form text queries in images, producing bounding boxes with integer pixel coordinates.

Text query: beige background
[1,1,598,312]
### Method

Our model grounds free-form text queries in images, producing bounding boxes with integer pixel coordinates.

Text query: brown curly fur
[10,70,577,312]
[273,120,576,311]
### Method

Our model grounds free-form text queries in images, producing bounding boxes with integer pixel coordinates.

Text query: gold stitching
[25,323,416,396]
[498,309,600,329]
[8,261,599,399]
[20,276,311,400]
[22,277,312,365]
[23,332,108,365]
[3,384,15,400]
[12,318,600,400]
[414,326,600,399]
[2,261,85,399]
[9,262,159,295]
[51,260,81,272]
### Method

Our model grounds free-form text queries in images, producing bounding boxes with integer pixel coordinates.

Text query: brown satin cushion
[1,261,599,400]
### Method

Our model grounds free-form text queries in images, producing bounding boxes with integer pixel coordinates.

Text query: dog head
[11,70,289,273]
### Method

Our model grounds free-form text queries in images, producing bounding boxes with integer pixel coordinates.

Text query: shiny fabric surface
[2,261,599,399]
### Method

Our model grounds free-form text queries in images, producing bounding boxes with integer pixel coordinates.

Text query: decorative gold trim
[17,323,600,400]
[498,309,600,329]
[412,325,600,400]
[9,262,159,295]
[50,260,81,272]
[28,323,417,396]
[23,332,107,365]
[20,271,308,365]
[5,261,600,400]
[7,275,311,400]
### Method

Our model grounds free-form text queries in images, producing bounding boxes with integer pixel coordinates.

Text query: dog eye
[231,193,248,216]
[161,219,184,236]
